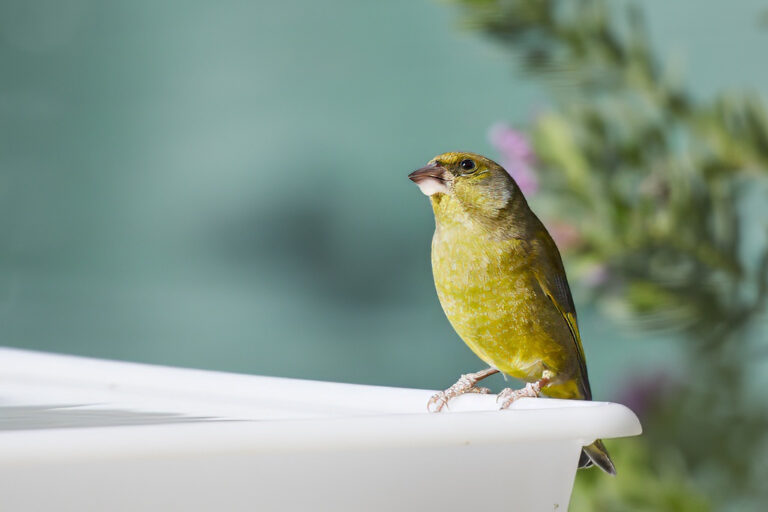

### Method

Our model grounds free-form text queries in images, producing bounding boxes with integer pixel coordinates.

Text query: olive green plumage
[413,151,615,475]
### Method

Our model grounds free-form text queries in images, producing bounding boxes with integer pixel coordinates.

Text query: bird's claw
[497,381,542,409]
[427,391,450,412]
[427,385,490,412]
[427,368,499,412]
[427,369,496,413]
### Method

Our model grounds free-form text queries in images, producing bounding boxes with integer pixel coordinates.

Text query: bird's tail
[579,439,616,475]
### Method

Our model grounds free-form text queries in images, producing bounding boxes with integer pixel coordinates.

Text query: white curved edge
[0,347,642,462]
[0,403,641,463]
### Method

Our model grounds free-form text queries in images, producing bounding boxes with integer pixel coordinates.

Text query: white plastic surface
[0,348,641,511]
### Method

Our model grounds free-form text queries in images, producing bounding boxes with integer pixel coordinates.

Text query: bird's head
[409,152,520,219]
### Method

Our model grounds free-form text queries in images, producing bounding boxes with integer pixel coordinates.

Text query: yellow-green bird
[409,151,615,475]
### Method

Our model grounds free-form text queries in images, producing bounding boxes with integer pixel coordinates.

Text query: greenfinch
[409,151,615,475]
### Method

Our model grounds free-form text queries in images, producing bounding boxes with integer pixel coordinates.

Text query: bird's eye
[459,159,476,172]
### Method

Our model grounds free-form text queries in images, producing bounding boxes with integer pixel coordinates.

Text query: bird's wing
[531,228,592,400]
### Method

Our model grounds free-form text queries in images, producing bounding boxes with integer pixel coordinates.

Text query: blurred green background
[1,0,759,387]
[2,0,768,509]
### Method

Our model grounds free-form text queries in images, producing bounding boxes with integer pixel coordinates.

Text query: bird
[408,151,615,475]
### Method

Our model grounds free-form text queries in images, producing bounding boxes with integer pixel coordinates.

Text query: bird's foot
[496,382,542,409]
[427,368,498,412]
[427,384,490,413]
[497,372,553,410]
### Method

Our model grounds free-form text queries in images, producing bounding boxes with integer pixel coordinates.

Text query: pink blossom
[489,123,535,163]
[547,221,582,250]
[582,263,611,288]
[488,123,538,195]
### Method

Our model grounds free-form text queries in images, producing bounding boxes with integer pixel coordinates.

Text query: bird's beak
[408,164,449,196]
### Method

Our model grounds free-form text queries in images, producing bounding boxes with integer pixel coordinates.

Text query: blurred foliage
[570,439,711,512]
[449,0,768,509]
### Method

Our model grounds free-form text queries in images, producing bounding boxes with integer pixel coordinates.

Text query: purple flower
[488,122,538,195]
[582,263,611,288]
[615,371,672,419]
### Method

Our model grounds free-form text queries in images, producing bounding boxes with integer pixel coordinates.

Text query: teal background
[1,0,766,394]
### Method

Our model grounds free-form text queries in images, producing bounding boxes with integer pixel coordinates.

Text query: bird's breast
[430,226,564,378]
[431,226,530,295]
